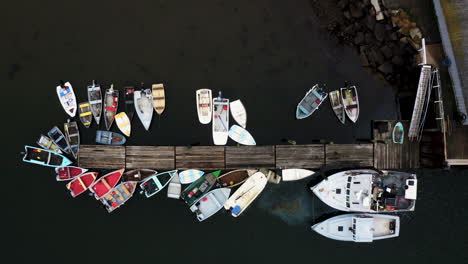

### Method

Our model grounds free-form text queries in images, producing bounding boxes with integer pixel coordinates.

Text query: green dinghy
[181,170,221,206]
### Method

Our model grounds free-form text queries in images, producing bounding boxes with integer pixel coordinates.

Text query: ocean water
[5,1,468,263]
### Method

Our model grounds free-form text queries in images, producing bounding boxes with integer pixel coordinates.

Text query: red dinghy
[89,169,124,199]
[66,172,98,197]
[55,166,88,181]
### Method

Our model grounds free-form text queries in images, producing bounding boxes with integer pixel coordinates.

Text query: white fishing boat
[224,171,267,217]
[190,188,231,221]
[230,99,247,128]
[87,80,102,125]
[179,169,204,184]
[341,85,359,123]
[134,88,153,130]
[311,169,417,213]
[281,169,314,181]
[228,125,256,145]
[312,214,400,242]
[196,89,212,124]
[115,112,131,137]
[212,92,229,145]
[167,174,182,199]
[56,81,77,117]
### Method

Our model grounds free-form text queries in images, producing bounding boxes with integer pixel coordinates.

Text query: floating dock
[78,120,420,170]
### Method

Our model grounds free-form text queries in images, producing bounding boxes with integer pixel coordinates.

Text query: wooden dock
[78,121,420,169]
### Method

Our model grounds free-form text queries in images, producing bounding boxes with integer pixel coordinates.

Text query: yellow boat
[115,112,131,137]
[152,83,165,115]
[78,102,93,128]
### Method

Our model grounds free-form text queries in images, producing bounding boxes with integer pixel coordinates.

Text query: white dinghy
[281,169,314,181]
[167,173,182,199]
[230,99,247,128]
[56,81,77,117]
[134,88,153,130]
[311,169,417,213]
[341,85,359,123]
[212,92,229,145]
[196,89,212,124]
[190,188,231,221]
[224,171,267,217]
[312,214,400,242]
[228,125,256,146]
[179,169,204,184]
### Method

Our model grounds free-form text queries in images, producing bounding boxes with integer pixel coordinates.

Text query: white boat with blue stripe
[228,125,256,146]
[179,169,204,184]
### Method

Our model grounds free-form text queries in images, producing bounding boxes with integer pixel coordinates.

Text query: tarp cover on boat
[353,217,374,242]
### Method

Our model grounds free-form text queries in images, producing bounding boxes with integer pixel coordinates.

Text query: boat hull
[124,87,135,121]
[196,89,212,124]
[66,172,98,197]
[135,89,153,130]
[296,84,328,119]
[217,169,256,188]
[115,112,131,137]
[56,82,77,117]
[228,125,256,145]
[99,181,138,213]
[95,130,126,145]
[22,146,72,167]
[230,99,247,128]
[104,86,119,130]
[140,170,178,198]
[87,81,102,125]
[78,102,93,128]
[212,95,229,145]
[64,120,80,159]
[89,169,124,199]
[329,90,346,124]
[55,166,87,181]
[152,83,165,115]
[180,170,222,206]
[341,86,359,123]
[179,169,204,184]
[281,169,314,181]
[190,188,231,221]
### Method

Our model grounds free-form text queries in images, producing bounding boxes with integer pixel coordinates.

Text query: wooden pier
[78,121,420,170]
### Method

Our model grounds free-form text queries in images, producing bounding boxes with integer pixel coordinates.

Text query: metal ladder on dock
[409,64,432,141]
[432,68,445,133]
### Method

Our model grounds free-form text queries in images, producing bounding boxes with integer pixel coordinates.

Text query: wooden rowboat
[64,120,80,159]
[87,80,102,125]
[55,166,87,181]
[99,181,138,213]
[37,134,62,154]
[217,169,257,188]
[329,90,346,124]
[122,169,157,182]
[89,169,124,199]
[115,112,131,137]
[104,84,119,130]
[48,126,71,154]
[78,102,93,128]
[196,89,212,124]
[152,83,165,115]
[66,172,98,197]
[22,146,72,168]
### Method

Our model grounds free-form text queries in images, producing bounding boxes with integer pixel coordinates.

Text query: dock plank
[275,144,324,168]
[175,146,225,169]
[126,146,174,169]
[78,145,125,169]
[326,144,374,168]
[225,146,275,168]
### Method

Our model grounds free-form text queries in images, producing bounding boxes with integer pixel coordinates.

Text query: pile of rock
[331,0,423,87]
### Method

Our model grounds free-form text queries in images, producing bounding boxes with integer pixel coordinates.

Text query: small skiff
[104,84,119,130]
[55,166,87,181]
[190,188,231,222]
[212,92,229,145]
[181,170,222,207]
[196,89,212,124]
[152,83,165,115]
[140,170,178,198]
[99,181,138,213]
[311,169,417,213]
[228,125,256,145]
[167,175,182,199]
[281,169,314,181]
[230,99,247,128]
[312,214,400,242]
[78,102,93,128]
[341,85,359,123]
[89,169,124,199]
[329,90,345,124]
[115,112,131,137]
[217,169,257,188]
[37,134,62,154]
[262,168,281,184]
[134,88,153,130]
[87,80,102,125]
[179,169,204,184]
[124,87,135,121]
[224,171,268,217]
[66,172,98,198]
[64,120,80,159]
[296,84,328,119]
[122,169,157,182]
[48,126,71,154]
[22,146,72,167]
[56,81,77,117]
[95,130,126,145]
[392,122,404,144]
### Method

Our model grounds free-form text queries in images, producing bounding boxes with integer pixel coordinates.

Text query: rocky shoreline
[310,0,424,92]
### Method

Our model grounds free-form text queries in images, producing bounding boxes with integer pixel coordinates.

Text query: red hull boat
[66,172,98,197]
[89,169,124,199]
[55,166,88,181]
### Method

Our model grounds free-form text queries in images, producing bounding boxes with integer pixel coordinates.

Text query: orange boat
[89,169,124,199]
[66,172,98,198]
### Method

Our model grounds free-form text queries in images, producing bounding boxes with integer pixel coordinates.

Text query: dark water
[5,1,468,263]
